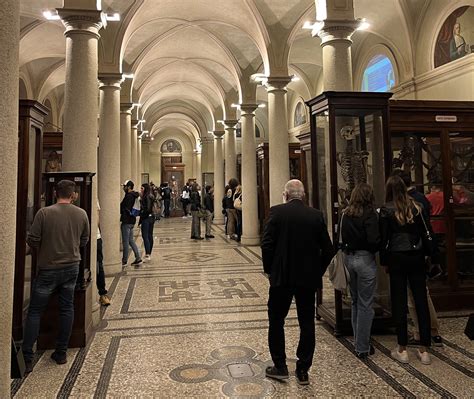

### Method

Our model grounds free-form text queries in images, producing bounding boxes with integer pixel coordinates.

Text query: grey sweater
[27,203,90,269]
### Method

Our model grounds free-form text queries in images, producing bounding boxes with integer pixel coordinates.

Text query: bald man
[261,179,334,385]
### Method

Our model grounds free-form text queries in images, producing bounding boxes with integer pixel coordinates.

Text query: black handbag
[420,213,437,257]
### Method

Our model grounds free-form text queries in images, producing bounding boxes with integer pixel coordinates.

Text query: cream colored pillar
[137,135,142,184]
[223,120,238,184]
[316,0,357,90]
[131,120,138,186]
[196,149,202,185]
[266,76,291,206]
[58,6,102,326]
[98,74,122,276]
[200,136,214,174]
[120,103,133,182]
[240,105,260,245]
[192,150,198,181]
[213,131,225,224]
[142,138,151,176]
[0,1,19,395]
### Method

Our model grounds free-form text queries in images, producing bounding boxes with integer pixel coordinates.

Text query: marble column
[213,131,225,224]
[240,105,260,246]
[58,7,102,326]
[142,138,151,176]
[137,135,142,184]
[266,76,291,206]
[193,150,198,181]
[196,149,202,185]
[131,120,138,186]
[0,1,19,395]
[98,74,122,276]
[318,23,356,90]
[200,136,214,175]
[223,120,238,184]
[120,104,133,182]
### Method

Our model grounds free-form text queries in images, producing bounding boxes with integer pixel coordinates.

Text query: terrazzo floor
[12,218,474,398]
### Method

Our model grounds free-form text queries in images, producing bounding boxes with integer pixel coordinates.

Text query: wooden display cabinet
[389,100,474,310]
[306,91,393,335]
[256,143,303,232]
[13,100,49,342]
[37,172,95,349]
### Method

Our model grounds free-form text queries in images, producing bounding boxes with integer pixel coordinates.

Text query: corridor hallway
[12,218,473,398]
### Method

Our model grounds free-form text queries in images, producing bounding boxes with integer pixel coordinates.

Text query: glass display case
[256,143,303,232]
[13,100,48,342]
[38,172,95,349]
[306,91,393,335]
[389,100,474,310]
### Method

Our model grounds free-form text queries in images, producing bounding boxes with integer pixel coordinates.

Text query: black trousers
[164,199,171,217]
[389,251,431,347]
[268,286,316,371]
[96,238,107,296]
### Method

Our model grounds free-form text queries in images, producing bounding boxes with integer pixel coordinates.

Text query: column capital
[213,130,225,139]
[240,104,259,115]
[121,103,134,114]
[266,76,292,93]
[99,73,123,89]
[317,20,358,46]
[201,136,214,144]
[223,120,239,129]
[57,8,103,39]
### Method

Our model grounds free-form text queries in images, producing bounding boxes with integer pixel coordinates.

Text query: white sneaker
[144,254,151,262]
[416,349,431,365]
[391,347,409,363]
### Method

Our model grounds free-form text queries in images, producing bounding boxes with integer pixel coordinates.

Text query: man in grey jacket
[22,180,90,373]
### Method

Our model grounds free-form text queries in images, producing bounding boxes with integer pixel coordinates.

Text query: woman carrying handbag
[380,175,433,365]
[341,183,381,359]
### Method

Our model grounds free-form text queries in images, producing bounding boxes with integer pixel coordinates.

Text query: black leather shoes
[205,234,215,238]
[296,369,309,385]
[265,365,289,380]
[51,351,67,364]
[24,361,33,375]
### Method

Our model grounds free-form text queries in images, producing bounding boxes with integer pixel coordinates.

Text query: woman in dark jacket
[139,183,155,262]
[380,175,432,365]
[341,183,380,359]
[189,183,203,240]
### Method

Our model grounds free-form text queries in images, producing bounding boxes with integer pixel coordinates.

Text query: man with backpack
[120,180,142,267]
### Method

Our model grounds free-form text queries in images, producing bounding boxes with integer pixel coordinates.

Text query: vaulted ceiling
[19,0,453,147]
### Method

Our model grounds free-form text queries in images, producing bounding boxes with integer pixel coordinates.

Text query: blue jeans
[344,251,376,353]
[22,265,79,362]
[140,217,155,255]
[121,223,141,264]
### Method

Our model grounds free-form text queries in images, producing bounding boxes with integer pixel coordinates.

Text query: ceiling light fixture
[258,103,266,108]
[356,18,370,31]
[303,21,325,37]
[291,75,300,82]
[105,13,120,22]
[43,10,60,20]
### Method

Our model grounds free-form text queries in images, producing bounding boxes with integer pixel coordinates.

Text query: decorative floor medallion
[169,346,276,397]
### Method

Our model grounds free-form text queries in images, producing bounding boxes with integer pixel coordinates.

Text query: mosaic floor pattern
[12,218,474,398]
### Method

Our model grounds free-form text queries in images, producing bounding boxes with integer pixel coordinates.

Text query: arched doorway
[161,139,186,216]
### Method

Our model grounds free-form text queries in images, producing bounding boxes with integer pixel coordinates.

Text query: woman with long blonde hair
[380,175,432,365]
[341,183,381,358]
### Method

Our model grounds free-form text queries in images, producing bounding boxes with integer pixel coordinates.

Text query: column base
[241,235,261,246]
[104,260,122,276]
[213,215,225,225]
[92,302,101,327]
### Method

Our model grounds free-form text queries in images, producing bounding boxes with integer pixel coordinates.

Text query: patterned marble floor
[12,218,474,398]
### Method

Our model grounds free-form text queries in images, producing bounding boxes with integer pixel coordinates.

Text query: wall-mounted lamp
[43,10,60,20]
[302,20,324,37]
[132,103,141,109]
[258,103,266,108]
[231,104,241,109]
[105,13,120,21]
[356,18,370,31]
[291,75,300,82]
[123,73,134,79]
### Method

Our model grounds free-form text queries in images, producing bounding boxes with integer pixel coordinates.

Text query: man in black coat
[261,179,334,385]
